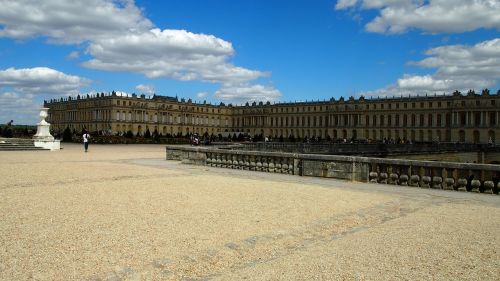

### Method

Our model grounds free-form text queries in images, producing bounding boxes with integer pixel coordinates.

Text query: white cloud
[361,38,500,97]
[336,0,500,34]
[0,67,91,95]
[215,83,281,103]
[335,0,360,10]
[66,51,80,60]
[0,0,280,102]
[83,28,266,83]
[197,92,209,98]
[135,84,155,94]
[0,92,41,125]
[0,0,152,44]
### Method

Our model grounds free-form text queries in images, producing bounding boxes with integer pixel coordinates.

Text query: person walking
[82,130,90,152]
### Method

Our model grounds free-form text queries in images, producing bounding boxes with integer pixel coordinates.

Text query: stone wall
[166,145,500,194]
[239,142,500,164]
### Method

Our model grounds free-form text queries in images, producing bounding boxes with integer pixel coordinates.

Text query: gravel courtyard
[0,144,498,281]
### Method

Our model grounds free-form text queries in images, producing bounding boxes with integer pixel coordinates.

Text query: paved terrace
[0,144,499,281]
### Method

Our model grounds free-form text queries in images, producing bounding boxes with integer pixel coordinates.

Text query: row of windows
[235,99,498,114]
[115,100,223,113]
[234,111,499,128]
[115,111,229,126]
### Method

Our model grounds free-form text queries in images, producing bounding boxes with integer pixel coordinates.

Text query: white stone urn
[33,107,60,150]
[33,107,54,141]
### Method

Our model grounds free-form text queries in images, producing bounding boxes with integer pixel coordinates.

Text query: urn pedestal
[33,107,60,151]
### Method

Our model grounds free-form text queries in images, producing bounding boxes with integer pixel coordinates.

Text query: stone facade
[45,89,500,143]
[45,92,233,137]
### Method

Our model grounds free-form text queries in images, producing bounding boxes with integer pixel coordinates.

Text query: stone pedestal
[33,107,60,151]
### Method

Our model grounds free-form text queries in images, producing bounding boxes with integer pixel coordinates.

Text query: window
[474,112,481,126]
[460,113,466,125]
[490,112,496,125]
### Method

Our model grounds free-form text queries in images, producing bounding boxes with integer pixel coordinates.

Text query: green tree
[62,127,72,142]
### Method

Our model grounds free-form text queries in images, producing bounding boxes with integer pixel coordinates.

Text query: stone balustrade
[166,145,500,194]
[238,142,499,156]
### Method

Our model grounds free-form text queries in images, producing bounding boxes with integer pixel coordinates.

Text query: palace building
[45,89,500,144]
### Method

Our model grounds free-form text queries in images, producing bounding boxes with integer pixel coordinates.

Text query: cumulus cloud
[197,92,209,98]
[0,0,152,44]
[0,67,91,95]
[215,83,281,103]
[336,0,500,34]
[0,0,280,102]
[66,51,80,60]
[0,67,91,124]
[135,84,155,94]
[361,38,500,97]
[0,92,41,124]
[83,28,266,83]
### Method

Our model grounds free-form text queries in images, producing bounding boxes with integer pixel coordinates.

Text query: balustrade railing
[204,150,295,175]
[166,145,500,194]
[366,159,499,193]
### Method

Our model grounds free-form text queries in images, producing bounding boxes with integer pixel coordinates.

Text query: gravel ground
[0,143,498,281]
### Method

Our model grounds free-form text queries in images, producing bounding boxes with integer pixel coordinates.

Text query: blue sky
[0,0,499,124]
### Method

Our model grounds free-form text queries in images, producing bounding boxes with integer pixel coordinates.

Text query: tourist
[82,130,90,152]
[4,120,13,138]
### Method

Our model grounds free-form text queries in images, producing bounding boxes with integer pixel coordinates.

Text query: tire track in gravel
[86,197,443,281]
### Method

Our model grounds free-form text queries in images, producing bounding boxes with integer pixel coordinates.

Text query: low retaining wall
[166,145,500,194]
